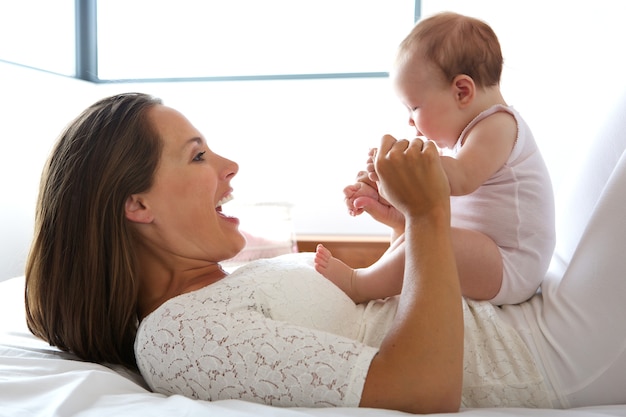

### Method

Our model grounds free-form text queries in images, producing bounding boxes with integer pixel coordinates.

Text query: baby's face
[391,56,462,149]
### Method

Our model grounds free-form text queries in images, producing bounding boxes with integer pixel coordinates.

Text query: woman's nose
[219,155,238,180]
[225,159,238,179]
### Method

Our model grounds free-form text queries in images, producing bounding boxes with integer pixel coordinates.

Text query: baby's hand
[344,180,380,216]
[344,176,405,232]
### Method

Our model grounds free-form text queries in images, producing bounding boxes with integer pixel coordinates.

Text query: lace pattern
[461,300,552,408]
[135,253,552,408]
[135,254,378,407]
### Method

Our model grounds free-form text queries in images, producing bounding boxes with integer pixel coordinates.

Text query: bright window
[0,0,418,82]
[0,0,75,76]
[96,0,417,80]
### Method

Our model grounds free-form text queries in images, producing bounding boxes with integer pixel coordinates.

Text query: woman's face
[133,105,245,263]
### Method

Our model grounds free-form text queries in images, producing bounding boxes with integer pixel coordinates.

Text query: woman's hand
[359,134,462,414]
[374,135,451,220]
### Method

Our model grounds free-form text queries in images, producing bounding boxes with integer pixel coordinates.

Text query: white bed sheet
[2,275,626,417]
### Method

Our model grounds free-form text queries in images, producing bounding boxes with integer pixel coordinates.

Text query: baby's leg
[315,239,406,303]
[451,227,503,301]
[314,244,356,300]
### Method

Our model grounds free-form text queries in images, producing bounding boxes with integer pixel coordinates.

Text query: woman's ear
[452,74,475,107]
[125,195,153,224]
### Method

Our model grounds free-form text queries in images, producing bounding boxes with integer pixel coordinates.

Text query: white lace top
[135,253,552,409]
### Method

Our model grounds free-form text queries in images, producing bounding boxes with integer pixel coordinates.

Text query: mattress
[2,275,626,417]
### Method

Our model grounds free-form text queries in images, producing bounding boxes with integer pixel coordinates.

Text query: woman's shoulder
[138,253,335,326]
[136,252,365,344]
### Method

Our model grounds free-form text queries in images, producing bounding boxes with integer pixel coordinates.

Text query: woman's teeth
[216,194,234,209]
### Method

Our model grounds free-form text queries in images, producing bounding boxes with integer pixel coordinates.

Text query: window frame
[75,0,421,83]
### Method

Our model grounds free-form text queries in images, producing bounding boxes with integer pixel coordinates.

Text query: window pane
[0,0,75,76]
[97,0,416,80]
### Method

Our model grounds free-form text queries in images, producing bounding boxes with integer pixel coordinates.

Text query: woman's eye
[193,151,207,162]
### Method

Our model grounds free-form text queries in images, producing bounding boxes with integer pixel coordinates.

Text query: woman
[25,93,462,413]
[25,93,626,413]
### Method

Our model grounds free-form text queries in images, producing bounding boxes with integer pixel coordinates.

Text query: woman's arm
[359,136,464,414]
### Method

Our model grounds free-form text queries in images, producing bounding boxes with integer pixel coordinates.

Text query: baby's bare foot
[314,244,357,300]
[314,244,332,272]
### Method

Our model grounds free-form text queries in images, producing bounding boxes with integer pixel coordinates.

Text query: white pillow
[554,146,626,296]
[0,276,35,345]
[553,92,626,270]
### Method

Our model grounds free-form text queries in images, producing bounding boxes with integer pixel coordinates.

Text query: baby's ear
[452,74,475,106]
[125,195,153,224]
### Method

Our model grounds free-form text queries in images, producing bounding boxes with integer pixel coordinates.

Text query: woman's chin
[230,232,248,256]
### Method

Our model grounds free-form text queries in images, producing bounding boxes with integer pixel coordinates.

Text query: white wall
[2,0,626,280]
[0,64,100,280]
[0,64,403,280]
[98,76,407,235]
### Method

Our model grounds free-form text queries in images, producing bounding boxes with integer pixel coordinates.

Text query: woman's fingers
[374,135,448,216]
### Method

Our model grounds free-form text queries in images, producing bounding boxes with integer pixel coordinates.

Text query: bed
[3,96,626,417]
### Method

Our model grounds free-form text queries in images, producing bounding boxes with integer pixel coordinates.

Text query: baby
[315,12,555,305]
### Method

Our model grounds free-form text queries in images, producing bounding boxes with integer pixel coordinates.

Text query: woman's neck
[136,256,228,319]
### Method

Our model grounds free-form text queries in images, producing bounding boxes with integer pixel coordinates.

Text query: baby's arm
[442,111,517,195]
[440,111,517,300]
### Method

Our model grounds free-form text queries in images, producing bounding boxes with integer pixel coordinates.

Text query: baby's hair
[397,12,503,88]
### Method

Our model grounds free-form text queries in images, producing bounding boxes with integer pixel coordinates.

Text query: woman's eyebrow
[182,137,203,150]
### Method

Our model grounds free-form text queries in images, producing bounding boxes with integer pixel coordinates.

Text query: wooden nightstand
[296,234,390,268]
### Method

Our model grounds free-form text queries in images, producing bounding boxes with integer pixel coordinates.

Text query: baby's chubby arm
[441,111,517,196]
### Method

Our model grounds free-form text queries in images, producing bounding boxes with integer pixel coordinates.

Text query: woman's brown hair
[398,12,503,88]
[25,93,163,369]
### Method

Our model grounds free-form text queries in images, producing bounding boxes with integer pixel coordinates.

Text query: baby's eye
[193,151,206,162]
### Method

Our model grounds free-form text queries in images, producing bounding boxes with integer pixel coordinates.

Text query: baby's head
[395,12,503,89]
